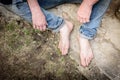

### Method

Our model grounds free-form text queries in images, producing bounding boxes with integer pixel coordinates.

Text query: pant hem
[80,33,94,40]
[52,20,65,33]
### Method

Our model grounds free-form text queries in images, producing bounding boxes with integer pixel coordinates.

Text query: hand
[77,1,92,23]
[32,11,47,31]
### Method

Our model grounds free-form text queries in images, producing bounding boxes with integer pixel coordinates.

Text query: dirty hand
[32,11,47,31]
[77,1,92,23]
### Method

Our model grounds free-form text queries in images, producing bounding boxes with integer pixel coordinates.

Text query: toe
[80,56,86,67]
[88,57,92,66]
[63,46,69,55]
[62,47,66,55]
[86,56,91,66]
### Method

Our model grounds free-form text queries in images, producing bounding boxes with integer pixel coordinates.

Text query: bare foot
[58,20,73,55]
[78,35,94,67]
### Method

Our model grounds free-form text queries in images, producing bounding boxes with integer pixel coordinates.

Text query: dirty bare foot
[78,35,94,67]
[58,20,73,55]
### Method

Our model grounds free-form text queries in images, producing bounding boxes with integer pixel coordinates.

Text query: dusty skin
[58,20,73,55]
[78,35,94,67]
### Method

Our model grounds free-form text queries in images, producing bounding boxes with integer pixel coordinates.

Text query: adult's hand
[27,0,47,31]
[77,1,92,23]
[77,0,98,23]
[32,11,47,31]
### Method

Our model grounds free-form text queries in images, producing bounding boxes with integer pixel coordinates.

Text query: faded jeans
[11,0,111,39]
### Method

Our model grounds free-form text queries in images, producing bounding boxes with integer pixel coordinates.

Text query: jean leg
[38,0,65,9]
[79,0,111,39]
[65,0,82,3]
[12,0,23,4]
[12,2,32,22]
[11,1,64,32]
[38,0,82,9]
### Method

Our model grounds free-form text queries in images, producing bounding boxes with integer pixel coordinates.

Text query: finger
[77,15,82,22]
[78,16,82,23]
[78,16,83,23]
[36,25,40,30]
[86,18,90,23]
[77,16,80,21]
[42,25,46,31]
[81,18,84,23]
[82,18,87,23]
[41,24,46,31]
[79,17,83,23]
[37,26,40,30]
[38,25,42,31]
[35,25,39,30]
[79,17,84,23]
[45,21,48,26]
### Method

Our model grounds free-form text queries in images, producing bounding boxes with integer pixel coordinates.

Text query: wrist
[83,0,99,6]
[31,7,43,15]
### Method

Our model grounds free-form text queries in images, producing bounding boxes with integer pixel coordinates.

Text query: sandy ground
[0,1,120,80]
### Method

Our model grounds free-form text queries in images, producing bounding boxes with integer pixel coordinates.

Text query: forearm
[83,0,99,6]
[27,0,43,14]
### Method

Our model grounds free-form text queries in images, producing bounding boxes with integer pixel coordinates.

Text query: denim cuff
[80,33,94,40]
[52,19,65,33]
[80,27,96,40]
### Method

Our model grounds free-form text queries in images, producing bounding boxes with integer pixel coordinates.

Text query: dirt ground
[0,5,88,80]
[0,1,120,80]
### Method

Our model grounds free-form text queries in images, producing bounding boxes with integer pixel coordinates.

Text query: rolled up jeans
[11,0,111,39]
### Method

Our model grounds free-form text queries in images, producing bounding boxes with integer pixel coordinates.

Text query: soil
[0,8,87,80]
[0,1,120,80]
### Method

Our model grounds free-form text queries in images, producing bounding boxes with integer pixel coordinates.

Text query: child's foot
[78,35,94,67]
[58,20,73,55]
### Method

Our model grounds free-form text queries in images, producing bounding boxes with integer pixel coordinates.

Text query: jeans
[11,0,111,39]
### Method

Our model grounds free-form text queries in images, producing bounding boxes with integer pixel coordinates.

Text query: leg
[78,0,111,67]
[65,0,82,4]
[38,0,65,9]
[38,0,82,9]
[11,0,73,55]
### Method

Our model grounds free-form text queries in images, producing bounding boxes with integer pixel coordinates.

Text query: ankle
[79,35,89,41]
[60,20,73,33]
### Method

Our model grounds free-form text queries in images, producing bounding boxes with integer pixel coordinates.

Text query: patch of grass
[23,28,31,35]
[60,57,64,62]
[25,39,31,46]
[56,66,65,77]
[34,29,41,33]
[56,49,61,55]
[6,22,16,31]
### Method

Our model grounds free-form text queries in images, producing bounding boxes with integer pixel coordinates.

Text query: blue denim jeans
[11,0,111,39]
